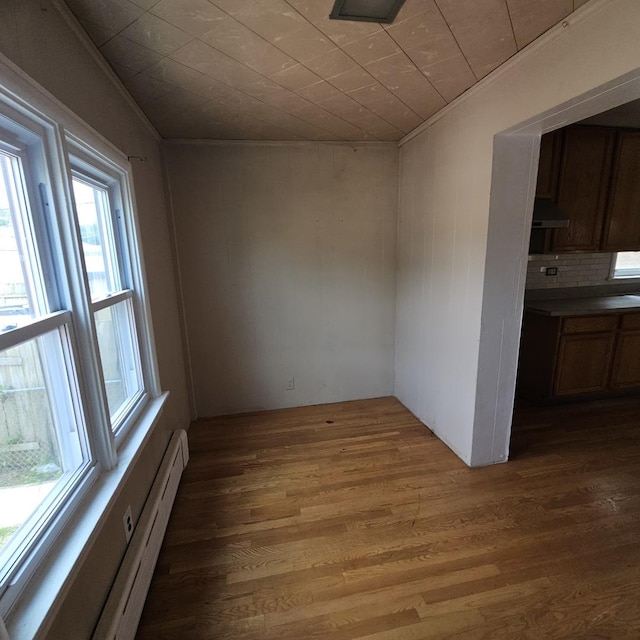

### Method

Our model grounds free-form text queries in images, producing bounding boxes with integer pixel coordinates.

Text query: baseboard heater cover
[92,429,189,640]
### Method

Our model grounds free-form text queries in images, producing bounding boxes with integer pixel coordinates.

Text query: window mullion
[120,180,161,398]
[36,183,62,312]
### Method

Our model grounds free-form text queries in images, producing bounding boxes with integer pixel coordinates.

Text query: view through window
[613,251,640,278]
[72,176,143,430]
[0,152,88,562]
[0,92,158,615]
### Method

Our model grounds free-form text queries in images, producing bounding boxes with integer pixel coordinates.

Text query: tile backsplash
[526,252,614,289]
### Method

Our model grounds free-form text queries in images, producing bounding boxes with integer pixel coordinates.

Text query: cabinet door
[610,330,640,389]
[517,312,561,402]
[552,127,615,252]
[554,333,615,395]
[536,131,562,198]
[601,131,640,251]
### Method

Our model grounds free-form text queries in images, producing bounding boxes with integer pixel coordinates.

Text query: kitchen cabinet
[534,126,640,254]
[517,312,561,401]
[551,126,615,252]
[610,312,640,388]
[601,131,640,251]
[535,130,562,199]
[554,330,616,395]
[530,131,563,254]
[517,305,640,403]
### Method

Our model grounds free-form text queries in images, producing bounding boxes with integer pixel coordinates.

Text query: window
[612,251,640,278]
[0,91,159,618]
[69,159,144,434]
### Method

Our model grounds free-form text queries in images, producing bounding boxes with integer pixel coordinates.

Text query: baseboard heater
[93,430,189,640]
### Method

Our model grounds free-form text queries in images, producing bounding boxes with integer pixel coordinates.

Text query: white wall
[0,2,190,638]
[395,0,640,466]
[395,119,488,464]
[166,142,398,417]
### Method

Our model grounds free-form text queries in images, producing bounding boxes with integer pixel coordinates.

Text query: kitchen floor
[511,394,640,456]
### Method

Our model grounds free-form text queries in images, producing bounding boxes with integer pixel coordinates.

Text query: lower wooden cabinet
[517,310,640,402]
[554,333,615,395]
[610,330,640,389]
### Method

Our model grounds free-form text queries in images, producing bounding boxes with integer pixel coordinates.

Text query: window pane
[0,153,42,331]
[0,329,87,562]
[614,251,640,278]
[72,178,120,300]
[94,299,142,428]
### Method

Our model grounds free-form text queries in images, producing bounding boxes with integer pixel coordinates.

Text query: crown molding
[163,138,398,148]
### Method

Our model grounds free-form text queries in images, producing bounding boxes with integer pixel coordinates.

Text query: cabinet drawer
[561,315,619,334]
[621,313,640,330]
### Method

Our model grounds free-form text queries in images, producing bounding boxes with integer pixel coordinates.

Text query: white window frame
[0,103,102,605]
[0,64,162,630]
[66,139,158,442]
[610,251,640,279]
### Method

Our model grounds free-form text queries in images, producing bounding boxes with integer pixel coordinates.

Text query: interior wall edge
[160,144,198,421]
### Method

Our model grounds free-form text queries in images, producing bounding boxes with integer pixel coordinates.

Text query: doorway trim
[471,67,640,467]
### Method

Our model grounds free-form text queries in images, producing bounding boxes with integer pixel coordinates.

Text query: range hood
[532,198,570,229]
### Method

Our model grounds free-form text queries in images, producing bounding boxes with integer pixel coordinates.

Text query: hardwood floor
[136,396,640,639]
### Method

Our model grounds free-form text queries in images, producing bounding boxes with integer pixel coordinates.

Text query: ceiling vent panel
[329,0,407,24]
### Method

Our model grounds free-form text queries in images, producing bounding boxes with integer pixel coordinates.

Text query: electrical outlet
[123,505,133,543]
[286,377,295,391]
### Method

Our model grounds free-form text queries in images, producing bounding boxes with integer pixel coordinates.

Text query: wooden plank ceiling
[65,0,590,141]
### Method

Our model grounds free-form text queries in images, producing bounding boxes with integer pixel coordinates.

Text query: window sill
[3,392,169,640]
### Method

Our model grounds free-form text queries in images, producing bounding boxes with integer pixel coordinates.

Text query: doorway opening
[475,67,640,465]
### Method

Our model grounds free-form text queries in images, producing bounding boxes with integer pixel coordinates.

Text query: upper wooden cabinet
[601,131,640,251]
[535,125,640,254]
[551,126,615,252]
[535,130,562,199]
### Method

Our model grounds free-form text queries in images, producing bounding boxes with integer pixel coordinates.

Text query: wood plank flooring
[136,396,640,639]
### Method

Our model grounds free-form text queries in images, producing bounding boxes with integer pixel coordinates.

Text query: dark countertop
[526,294,640,316]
